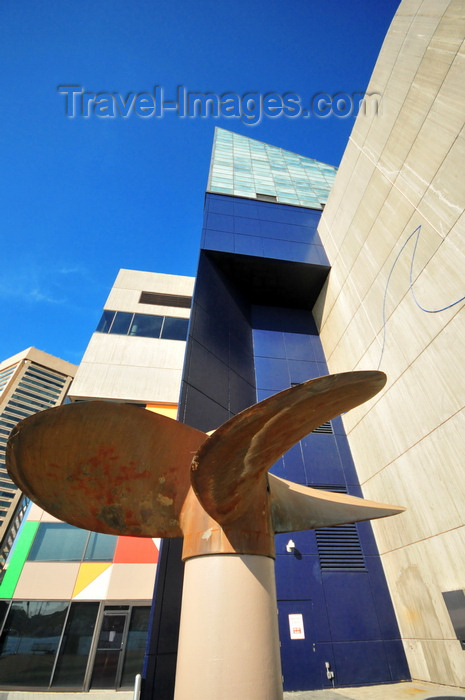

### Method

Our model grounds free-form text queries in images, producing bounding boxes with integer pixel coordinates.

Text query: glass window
[52,602,99,688]
[25,367,65,388]
[129,314,163,338]
[0,601,68,687]
[160,317,189,341]
[0,601,9,631]
[0,480,15,490]
[109,312,133,335]
[17,381,61,400]
[28,523,89,562]
[20,376,61,397]
[96,310,115,333]
[91,611,127,689]
[119,607,151,688]
[84,532,117,562]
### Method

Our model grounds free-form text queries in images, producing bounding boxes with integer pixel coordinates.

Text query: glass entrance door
[90,607,129,689]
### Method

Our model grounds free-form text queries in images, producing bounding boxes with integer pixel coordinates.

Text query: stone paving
[1,681,465,700]
[284,680,465,700]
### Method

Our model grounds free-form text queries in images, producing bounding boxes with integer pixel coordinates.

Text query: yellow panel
[145,403,178,420]
[72,563,112,598]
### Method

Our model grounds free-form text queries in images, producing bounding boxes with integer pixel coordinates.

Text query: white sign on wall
[288,613,305,640]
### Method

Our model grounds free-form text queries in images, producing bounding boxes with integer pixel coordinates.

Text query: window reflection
[28,524,89,562]
[129,314,163,338]
[28,524,117,563]
[52,602,99,687]
[120,607,150,688]
[109,312,133,335]
[160,317,189,341]
[0,602,148,690]
[0,601,68,687]
[95,311,188,341]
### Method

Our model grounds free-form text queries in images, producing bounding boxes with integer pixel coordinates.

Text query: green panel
[0,521,39,599]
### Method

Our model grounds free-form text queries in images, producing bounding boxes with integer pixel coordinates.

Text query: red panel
[114,536,159,564]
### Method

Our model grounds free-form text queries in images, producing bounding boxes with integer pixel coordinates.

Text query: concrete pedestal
[174,554,283,700]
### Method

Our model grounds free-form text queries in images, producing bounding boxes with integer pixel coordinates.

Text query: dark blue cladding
[143,194,409,699]
[202,193,327,265]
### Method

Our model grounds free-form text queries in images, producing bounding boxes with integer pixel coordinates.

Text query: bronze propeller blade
[6,371,403,560]
[7,401,207,537]
[190,371,387,526]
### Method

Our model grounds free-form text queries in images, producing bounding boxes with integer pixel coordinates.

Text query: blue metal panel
[383,640,411,680]
[253,329,286,358]
[334,434,359,486]
[331,415,345,435]
[255,356,290,391]
[186,340,230,407]
[356,523,380,557]
[332,641,392,686]
[366,556,407,638]
[280,442,306,484]
[288,358,321,384]
[234,234,264,256]
[302,434,345,484]
[262,237,314,263]
[234,216,261,235]
[201,228,235,253]
[275,530,319,559]
[284,332,319,361]
[233,200,259,218]
[206,195,235,214]
[207,212,235,232]
[309,334,327,362]
[323,572,382,641]
[276,554,322,597]
[278,600,324,691]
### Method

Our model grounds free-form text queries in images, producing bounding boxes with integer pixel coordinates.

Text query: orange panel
[114,536,159,563]
[145,403,178,420]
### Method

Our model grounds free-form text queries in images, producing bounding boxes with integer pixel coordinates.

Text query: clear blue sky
[0,0,400,366]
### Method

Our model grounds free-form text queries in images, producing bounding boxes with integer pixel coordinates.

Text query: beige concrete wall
[315,0,465,687]
[70,269,194,403]
[0,347,77,378]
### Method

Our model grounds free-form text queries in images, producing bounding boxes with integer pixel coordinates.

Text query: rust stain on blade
[6,400,207,537]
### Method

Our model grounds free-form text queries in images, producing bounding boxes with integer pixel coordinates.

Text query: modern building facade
[0,348,76,569]
[0,271,194,691]
[143,127,409,698]
[69,269,193,409]
[1,0,464,693]
[314,0,465,688]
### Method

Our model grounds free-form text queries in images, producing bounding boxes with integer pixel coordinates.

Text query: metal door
[90,607,130,689]
[278,600,322,691]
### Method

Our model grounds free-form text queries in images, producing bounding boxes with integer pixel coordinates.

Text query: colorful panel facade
[0,271,190,690]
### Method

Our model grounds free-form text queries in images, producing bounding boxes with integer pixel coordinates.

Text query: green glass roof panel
[207,127,337,209]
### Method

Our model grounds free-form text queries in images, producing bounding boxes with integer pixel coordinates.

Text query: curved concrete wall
[316,0,465,687]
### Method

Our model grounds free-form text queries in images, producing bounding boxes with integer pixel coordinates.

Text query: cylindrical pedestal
[174,554,283,700]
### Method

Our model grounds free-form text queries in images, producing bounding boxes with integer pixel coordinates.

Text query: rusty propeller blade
[190,371,387,526]
[6,401,207,537]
